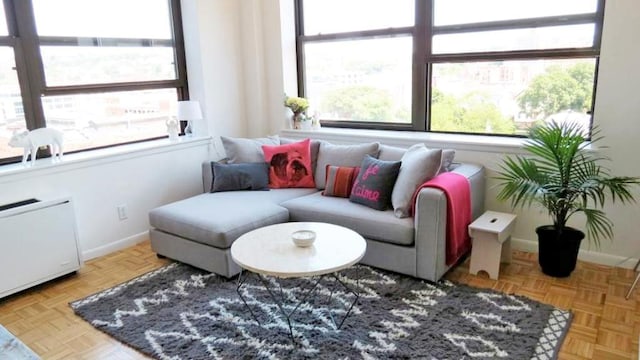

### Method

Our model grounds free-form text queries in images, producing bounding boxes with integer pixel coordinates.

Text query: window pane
[433,24,594,54]
[430,59,596,136]
[0,3,8,36]
[42,89,176,153]
[434,0,598,26]
[33,0,172,39]
[303,0,413,35]
[305,37,412,123]
[0,47,27,160]
[40,46,177,87]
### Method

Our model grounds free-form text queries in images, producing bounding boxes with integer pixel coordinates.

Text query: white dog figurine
[8,128,64,165]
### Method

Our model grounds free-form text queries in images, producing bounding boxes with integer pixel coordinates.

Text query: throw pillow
[377,144,407,161]
[262,138,315,188]
[220,135,279,163]
[379,144,455,174]
[315,142,380,190]
[349,155,401,210]
[210,162,270,192]
[322,165,360,198]
[391,144,442,218]
[280,137,321,177]
[441,149,456,173]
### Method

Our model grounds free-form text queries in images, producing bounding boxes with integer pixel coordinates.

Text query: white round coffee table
[231,222,366,278]
[230,222,367,341]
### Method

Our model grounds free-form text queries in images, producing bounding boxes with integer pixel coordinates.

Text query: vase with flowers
[284,95,309,130]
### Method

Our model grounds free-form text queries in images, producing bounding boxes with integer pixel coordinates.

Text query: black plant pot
[536,225,584,277]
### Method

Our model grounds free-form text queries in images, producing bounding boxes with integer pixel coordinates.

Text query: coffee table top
[230,222,366,278]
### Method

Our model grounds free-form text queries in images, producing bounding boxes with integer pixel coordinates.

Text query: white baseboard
[82,231,149,261]
[511,237,639,269]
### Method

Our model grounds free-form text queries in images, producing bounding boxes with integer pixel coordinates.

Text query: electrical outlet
[117,204,128,220]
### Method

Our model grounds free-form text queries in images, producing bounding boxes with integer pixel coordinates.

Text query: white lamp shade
[177,100,203,121]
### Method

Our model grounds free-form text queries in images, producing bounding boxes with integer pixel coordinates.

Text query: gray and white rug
[71,263,571,359]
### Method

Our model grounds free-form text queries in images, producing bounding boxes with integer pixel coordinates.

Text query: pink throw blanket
[411,172,472,266]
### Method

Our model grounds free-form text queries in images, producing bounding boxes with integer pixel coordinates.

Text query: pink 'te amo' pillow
[262,138,316,189]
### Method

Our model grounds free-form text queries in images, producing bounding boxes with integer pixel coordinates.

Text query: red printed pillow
[262,138,315,188]
[322,165,360,198]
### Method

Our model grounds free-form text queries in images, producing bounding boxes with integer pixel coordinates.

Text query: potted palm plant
[496,121,639,277]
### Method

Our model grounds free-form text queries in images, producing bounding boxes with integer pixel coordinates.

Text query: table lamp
[177,100,203,136]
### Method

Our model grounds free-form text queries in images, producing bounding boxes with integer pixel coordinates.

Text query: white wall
[589,0,640,260]
[0,142,209,260]
[181,0,248,157]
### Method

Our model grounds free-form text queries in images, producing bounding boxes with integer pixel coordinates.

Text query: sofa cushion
[220,136,279,163]
[280,137,321,176]
[441,149,456,173]
[262,138,315,188]
[391,145,442,218]
[323,165,360,198]
[379,144,455,174]
[349,155,401,210]
[282,192,414,246]
[149,189,317,249]
[210,162,270,192]
[315,141,379,189]
[378,144,407,161]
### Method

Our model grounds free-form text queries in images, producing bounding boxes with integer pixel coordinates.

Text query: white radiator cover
[0,197,82,298]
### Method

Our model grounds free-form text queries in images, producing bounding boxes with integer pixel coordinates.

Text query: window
[296,0,604,137]
[0,0,187,165]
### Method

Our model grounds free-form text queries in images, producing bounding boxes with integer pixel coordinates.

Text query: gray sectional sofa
[149,137,485,282]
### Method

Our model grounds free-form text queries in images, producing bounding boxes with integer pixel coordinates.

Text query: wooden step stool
[468,211,517,280]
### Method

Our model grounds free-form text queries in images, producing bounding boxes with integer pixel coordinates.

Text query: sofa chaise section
[149,188,317,277]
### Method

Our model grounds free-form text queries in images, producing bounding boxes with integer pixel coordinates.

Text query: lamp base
[184,121,194,136]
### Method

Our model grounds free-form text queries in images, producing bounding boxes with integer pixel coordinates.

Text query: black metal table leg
[235,268,361,343]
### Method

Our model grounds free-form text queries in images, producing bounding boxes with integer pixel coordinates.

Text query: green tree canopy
[321,86,394,122]
[430,90,515,134]
[518,62,594,120]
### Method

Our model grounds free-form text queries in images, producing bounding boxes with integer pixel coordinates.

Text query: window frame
[0,0,189,165]
[295,0,606,137]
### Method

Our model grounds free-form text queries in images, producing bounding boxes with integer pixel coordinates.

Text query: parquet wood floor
[0,240,638,359]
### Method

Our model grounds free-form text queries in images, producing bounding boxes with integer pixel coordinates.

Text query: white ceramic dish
[291,230,316,247]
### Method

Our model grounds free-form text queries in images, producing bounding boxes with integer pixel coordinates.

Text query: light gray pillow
[315,142,380,189]
[381,144,455,174]
[220,135,279,163]
[391,144,442,218]
[378,144,406,161]
[440,149,456,173]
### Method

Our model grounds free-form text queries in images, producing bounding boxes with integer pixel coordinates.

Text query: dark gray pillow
[349,155,401,211]
[210,162,270,192]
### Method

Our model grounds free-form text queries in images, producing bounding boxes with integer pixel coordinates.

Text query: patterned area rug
[70,263,571,359]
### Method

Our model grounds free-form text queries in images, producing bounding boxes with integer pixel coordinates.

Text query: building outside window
[296,0,604,137]
[0,0,187,164]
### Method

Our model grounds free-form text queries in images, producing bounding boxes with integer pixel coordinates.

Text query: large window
[0,0,187,164]
[297,0,604,137]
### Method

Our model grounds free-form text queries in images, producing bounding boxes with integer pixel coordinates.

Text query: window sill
[281,128,531,153]
[0,136,211,184]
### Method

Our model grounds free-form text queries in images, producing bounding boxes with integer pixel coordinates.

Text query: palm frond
[494,121,640,247]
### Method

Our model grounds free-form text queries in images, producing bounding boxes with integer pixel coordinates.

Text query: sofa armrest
[413,163,485,281]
